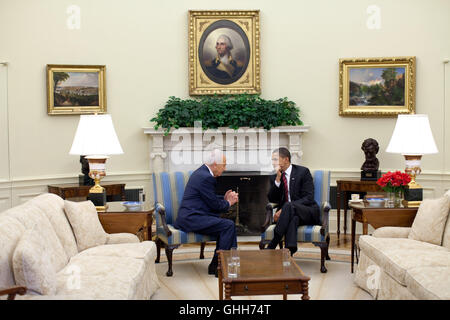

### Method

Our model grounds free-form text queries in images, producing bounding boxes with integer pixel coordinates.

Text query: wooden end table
[336,180,382,239]
[48,182,126,200]
[98,202,154,241]
[218,249,310,300]
[349,202,418,273]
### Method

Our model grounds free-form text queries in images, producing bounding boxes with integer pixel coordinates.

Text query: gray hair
[204,149,225,165]
[217,34,233,50]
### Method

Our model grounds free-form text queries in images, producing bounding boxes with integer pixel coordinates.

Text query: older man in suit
[267,147,320,255]
[174,149,239,276]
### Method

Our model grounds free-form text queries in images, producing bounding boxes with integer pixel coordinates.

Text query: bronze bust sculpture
[361,138,381,180]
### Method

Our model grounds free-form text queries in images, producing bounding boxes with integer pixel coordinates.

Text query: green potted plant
[150,94,303,134]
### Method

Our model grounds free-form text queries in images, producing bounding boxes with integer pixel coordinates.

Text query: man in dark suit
[267,147,320,255]
[174,149,239,276]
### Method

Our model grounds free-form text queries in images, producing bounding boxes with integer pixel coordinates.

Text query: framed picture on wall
[339,57,416,117]
[188,10,260,95]
[47,64,106,115]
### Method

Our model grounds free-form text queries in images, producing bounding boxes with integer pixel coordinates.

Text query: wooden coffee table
[218,249,311,300]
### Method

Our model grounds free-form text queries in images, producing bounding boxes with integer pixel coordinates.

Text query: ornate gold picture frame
[188,10,260,95]
[339,57,416,117]
[47,64,106,115]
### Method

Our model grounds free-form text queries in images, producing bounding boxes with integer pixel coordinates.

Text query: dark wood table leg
[218,254,223,300]
[225,284,232,300]
[344,191,348,235]
[336,186,341,240]
[301,281,310,300]
[351,215,356,273]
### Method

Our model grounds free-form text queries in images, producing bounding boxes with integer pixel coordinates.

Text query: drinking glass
[231,247,240,267]
[282,248,291,267]
[227,258,238,278]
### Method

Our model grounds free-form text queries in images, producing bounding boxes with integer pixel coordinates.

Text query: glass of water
[282,248,291,267]
[227,258,238,278]
[231,247,240,267]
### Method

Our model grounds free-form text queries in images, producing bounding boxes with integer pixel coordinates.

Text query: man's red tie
[282,172,289,203]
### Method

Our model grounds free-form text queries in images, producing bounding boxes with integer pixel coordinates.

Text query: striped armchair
[152,171,217,276]
[259,170,331,273]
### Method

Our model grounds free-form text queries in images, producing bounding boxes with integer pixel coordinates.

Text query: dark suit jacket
[268,164,320,223]
[174,164,230,232]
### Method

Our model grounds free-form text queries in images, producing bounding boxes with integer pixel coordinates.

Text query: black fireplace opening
[216,171,272,236]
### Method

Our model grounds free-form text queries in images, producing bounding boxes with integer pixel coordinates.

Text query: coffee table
[217,249,311,300]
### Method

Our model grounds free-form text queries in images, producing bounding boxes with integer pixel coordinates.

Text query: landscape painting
[47,65,106,115]
[349,67,405,106]
[53,71,99,107]
[339,57,416,117]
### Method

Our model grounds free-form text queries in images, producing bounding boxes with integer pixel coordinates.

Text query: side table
[48,182,126,200]
[349,202,418,273]
[336,180,382,239]
[98,202,154,241]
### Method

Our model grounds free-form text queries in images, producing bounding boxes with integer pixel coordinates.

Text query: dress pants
[187,215,238,263]
[273,202,319,248]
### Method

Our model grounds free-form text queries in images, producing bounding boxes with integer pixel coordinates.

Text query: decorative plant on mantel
[150,94,303,134]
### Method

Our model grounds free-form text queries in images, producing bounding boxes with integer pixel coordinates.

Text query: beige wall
[1,0,450,208]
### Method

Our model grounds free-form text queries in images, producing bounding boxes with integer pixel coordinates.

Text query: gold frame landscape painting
[339,57,416,117]
[47,64,106,115]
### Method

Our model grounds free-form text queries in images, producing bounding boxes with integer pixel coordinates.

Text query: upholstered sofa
[354,192,450,300]
[0,193,160,300]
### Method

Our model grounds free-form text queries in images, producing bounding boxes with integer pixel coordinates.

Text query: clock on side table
[98,202,154,241]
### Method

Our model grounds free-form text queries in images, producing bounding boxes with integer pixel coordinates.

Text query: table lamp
[386,114,438,207]
[69,114,123,211]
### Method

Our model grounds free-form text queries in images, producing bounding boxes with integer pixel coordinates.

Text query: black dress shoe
[208,263,217,275]
[287,246,298,256]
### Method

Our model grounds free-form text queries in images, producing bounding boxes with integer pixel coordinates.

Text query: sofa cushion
[29,194,78,259]
[408,196,450,245]
[442,216,450,250]
[76,241,156,264]
[405,266,450,300]
[56,255,147,299]
[12,229,57,295]
[359,236,450,285]
[64,200,107,252]
[0,216,26,289]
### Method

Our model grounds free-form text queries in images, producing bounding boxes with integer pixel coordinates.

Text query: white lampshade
[69,114,123,156]
[386,114,438,155]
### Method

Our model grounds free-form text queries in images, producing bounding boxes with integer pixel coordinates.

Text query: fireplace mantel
[143,125,310,172]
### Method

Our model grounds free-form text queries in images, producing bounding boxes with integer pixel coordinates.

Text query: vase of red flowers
[376,171,411,208]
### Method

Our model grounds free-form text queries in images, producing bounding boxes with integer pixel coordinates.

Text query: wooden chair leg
[326,235,331,260]
[200,242,206,259]
[155,238,162,263]
[313,242,328,273]
[165,244,178,277]
[319,245,328,273]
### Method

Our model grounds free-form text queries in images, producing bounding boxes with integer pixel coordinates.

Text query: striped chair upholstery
[152,171,217,276]
[260,170,331,273]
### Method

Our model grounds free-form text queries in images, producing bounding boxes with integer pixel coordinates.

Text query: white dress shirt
[274,164,292,202]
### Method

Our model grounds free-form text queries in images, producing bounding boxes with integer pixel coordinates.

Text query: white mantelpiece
[143,126,310,172]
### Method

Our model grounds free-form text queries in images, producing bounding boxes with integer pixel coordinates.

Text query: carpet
[151,245,371,300]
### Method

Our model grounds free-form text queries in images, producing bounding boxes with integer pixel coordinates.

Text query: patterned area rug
[151,244,370,300]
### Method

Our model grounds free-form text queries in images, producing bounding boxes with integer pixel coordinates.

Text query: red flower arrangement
[376,171,411,193]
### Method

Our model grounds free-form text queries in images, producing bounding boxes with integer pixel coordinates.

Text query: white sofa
[0,193,160,299]
[354,193,450,300]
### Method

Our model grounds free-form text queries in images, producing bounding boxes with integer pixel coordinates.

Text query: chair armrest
[320,201,331,236]
[0,286,27,300]
[261,203,279,232]
[155,203,172,237]
[372,226,411,238]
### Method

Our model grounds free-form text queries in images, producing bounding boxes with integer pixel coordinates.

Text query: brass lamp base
[85,156,109,212]
[402,200,421,208]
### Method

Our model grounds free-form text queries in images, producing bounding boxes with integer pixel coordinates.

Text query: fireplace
[216,171,271,236]
[143,125,309,236]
